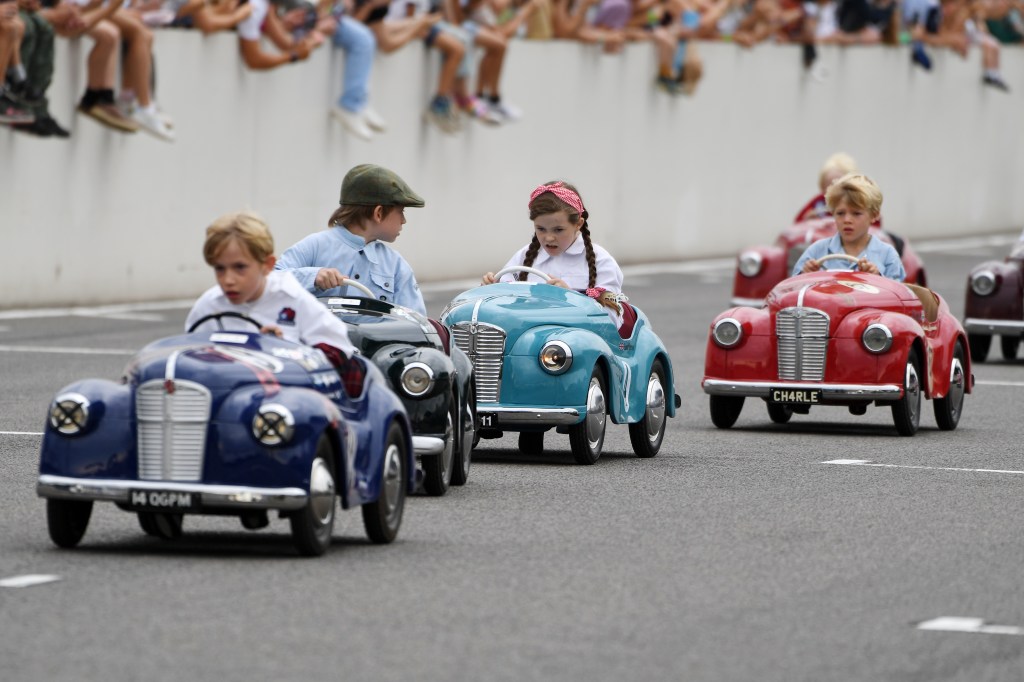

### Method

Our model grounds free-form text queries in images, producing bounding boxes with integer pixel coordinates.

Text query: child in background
[795,151,858,221]
[276,163,429,315]
[792,173,905,280]
[481,180,628,329]
[186,211,359,370]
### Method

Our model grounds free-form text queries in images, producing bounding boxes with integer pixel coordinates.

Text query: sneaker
[656,75,681,95]
[330,105,373,140]
[802,43,817,69]
[77,102,139,132]
[13,115,70,138]
[41,115,71,138]
[0,93,34,124]
[424,95,460,133]
[361,105,387,132]
[488,99,522,122]
[461,96,503,125]
[132,105,176,141]
[983,74,1010,92]
[911,44,932,71]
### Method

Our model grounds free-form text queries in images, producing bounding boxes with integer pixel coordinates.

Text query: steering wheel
[187,311,263,333]
[336,276,375,298]
[493,265,552,282]
[814,253,861,270]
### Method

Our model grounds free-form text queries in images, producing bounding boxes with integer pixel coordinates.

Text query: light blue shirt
[276,227,426,315]
[792,234,906,281]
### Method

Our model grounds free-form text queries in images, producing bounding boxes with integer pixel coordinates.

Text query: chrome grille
[776,308,830,381]
[450,322,506,403]
[136,379,211,481]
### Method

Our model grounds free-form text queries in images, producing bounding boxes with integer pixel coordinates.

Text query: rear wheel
[968,333,990,363]
[518,431,544,456]
[421,399,455,497]
[709,395,744,429]
[1000,335,1020,361]
[766,403,793,424]
[289,434,336,556]
[451,382,475,486]
[934,341,966,431]
[137,512,183,540]
[569,366,608,465]
[629,359,668,458]
[891,347,922,437]
[46,499,93,548]
[362,422,407,544]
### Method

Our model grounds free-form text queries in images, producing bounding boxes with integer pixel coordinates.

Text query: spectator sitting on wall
[552,0,627,52]
[8,0,71,136]
[1,0,35,123]
[934,0,1010,90]
[170,0,253,32]
[983,0,1022,43]
[236,0,325,70]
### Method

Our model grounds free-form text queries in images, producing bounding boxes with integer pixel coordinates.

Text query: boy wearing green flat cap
[276,164,428,315]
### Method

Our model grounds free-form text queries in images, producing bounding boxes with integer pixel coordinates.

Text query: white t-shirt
[498,234,623,291]
[237,0,272,41]
[185,270,357,356]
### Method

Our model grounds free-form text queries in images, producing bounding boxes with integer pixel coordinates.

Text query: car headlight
[712,318,743,348]
[970,270,997,297]
[737,251,763,278]
[252,404,295,446]
[539,340,573,374]
[49,393,90,435]
[861,323,893,354]
[400,362,434,397]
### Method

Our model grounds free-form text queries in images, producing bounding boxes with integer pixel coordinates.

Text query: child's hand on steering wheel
[856,258,879,275]
[260,324,284,338]
[481,272,498,285]
[546,276,569,289]
[801,259,822,273]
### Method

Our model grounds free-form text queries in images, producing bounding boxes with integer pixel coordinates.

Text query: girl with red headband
[481,180,626,325]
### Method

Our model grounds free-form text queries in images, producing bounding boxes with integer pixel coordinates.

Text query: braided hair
[521,181,597,288]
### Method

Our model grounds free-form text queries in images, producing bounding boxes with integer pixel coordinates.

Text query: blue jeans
[333,16,376,113]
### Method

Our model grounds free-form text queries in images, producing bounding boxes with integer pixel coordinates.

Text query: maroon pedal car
[730,211,927,308]
[963,240,1024,362]
[704,254,972,436]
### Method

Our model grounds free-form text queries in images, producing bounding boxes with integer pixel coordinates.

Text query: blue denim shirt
[276,227,426,315]
[792,234,906,281]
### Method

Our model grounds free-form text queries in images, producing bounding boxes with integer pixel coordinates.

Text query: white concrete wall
[2,32,1022,308]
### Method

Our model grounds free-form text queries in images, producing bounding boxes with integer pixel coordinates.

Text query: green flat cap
[339,164,425,208]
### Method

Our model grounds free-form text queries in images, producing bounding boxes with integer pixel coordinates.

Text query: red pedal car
[963,239,1024,362]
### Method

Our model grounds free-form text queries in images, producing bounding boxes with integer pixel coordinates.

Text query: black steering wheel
[187,311,263,333]
[814,253,861,270]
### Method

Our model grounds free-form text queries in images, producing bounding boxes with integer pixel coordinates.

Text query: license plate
[128,489,199,510]
[769,388,821,405]
[478,412,498,429]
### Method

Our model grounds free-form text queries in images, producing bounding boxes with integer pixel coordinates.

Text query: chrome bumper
[476,406,581,427]
[412,436,445,458]
[37,475,308,510]
[702,379,902,400]
[964,318,1024,335]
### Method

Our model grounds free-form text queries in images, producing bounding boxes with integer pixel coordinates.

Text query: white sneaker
[330,106,373,140]
[132,105,175,141]
[361,105,387,132]
[488,100,522,122]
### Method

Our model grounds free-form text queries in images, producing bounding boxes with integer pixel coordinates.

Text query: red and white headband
[529,182,584,215]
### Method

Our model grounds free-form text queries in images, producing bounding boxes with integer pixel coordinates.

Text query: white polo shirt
[497,234,623,291]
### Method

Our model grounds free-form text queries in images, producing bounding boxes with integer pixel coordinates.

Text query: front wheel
[767,403,793,424]
[569,366,608,465]
[289,434,337,556]
[46,499,93,548]
[709,395,744,429]
[968,333,990,363]
[137,512,183,540]
[451,382,475,486]
[629,359,668,458]
[362,422,407,544]
[934,341,966,431]
[891,347,922,437]
[421,399,455,497]
[1001,335,1020,361]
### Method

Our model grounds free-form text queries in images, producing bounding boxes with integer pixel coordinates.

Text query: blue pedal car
[37,312,414,556]
[440,266,680,463]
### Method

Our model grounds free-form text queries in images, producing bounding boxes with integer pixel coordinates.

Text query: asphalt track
[2,233,1023,682]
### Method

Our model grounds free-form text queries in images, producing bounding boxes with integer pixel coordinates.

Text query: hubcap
[441,410,454,483]
[584,377,607,448]
[905,361,921,425]
[644,373,666,443]
[381,444,403,526]
[947,357,965,419]
[308,457,336,526]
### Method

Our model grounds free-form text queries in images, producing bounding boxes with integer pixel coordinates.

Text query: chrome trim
[964,318,1024,335]
[36,475,307,510]
[737,251,763,277]
[969,270,997,296]
[412,436,445,457]
[136,378,211,481]
[475,406,581,426]
[712,318,743,348]
[702,379,901,400]
[399,361,435,397]
[451,321,506,403]
[862,323,893,354]
[776,306,830,381]
[539,340,573,374]
[253,403,295,445]
[729,297,765,308]
[796,283,813,308]
[49,392,91,434]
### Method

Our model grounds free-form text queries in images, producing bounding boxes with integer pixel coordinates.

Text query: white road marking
[0,299,193,321]
[976,380,1024,387]
[912,234,1017,254]
[823,459,1024,475]
[0,345,134,355]
[0,431,43,436]
[917,617,1024,636]
[0,574,61,588]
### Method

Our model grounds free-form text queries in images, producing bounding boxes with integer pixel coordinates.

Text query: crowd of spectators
[1,0,1020,139]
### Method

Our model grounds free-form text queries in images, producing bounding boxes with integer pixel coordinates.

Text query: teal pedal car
[440,266,680,464]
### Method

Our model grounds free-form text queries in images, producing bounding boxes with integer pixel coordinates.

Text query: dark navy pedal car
[320,279,476,496]
[38,312,414,556]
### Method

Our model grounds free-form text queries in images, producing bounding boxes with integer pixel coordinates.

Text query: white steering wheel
[337,276,375,298]
[814,253,860,270]
[493,265,552,282]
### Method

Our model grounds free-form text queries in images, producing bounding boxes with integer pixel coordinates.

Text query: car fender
[832,310,925,389]
[732,245,788,303]
[357,381,415,505]
[627,322,679,421]
[370,342,454,434]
